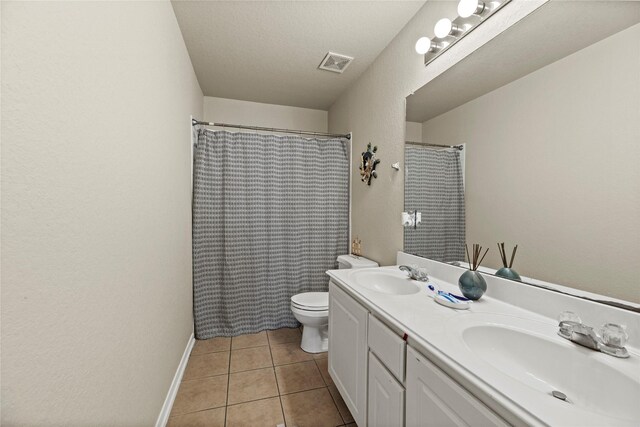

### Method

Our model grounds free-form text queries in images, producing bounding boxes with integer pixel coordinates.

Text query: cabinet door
[368,352,405,427]
[406,346,507,427]
[328,282,368,427]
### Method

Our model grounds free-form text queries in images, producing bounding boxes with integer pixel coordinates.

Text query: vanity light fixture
[415,37,440,54]
[458,0,486,18]
[416,0,511,66]
[434,18,462,38]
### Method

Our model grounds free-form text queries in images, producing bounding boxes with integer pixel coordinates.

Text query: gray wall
[422,24,640,303]
[1,1,203,423]
[328,0,544,266]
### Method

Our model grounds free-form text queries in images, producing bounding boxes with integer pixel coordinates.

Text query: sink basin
[458,316,640,423]
[350,270,421,295]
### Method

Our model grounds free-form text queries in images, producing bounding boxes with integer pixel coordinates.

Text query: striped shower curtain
[192,129,349,339]
[404,146,465,262]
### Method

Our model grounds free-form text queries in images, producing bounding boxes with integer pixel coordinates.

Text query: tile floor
[168,327,357,427]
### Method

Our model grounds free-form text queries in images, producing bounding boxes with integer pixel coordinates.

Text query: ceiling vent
[318,52,353,73]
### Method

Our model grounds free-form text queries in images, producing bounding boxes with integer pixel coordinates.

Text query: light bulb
[415,37,432,54]
[458,0,485,18]
[434,18,456,38]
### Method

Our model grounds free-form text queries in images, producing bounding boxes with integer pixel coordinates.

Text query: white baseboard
[155,332,195,427]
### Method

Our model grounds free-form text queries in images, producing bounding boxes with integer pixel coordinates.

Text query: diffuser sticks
[498,242,518,268]
[465,243,489,271]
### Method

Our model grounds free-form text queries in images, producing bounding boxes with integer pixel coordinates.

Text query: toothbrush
[427,284,471,302]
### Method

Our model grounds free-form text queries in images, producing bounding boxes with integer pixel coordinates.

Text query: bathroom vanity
[326,252,640,427]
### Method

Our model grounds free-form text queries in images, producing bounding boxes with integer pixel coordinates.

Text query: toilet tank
[337,254,378,269]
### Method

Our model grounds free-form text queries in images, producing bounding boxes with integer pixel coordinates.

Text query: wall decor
[496,242,521,281]
[360,142,380,185]
[458,243,489,300]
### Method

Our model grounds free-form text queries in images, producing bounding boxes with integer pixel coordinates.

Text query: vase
[458,270,487,300]
[496,267,521,281]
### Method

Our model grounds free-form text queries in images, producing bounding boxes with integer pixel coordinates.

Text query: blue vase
[458,270,487,300]
[496,267,521,282]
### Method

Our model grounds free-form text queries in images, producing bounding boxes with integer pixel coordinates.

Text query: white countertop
[327,264,640,427]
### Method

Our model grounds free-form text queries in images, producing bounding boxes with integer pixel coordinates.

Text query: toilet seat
[291,292,328,311]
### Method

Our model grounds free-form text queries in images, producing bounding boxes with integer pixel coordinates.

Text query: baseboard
[155,332,195,427]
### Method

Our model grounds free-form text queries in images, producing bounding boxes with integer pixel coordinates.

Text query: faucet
[557,312,630,358]
[399,265,429,282]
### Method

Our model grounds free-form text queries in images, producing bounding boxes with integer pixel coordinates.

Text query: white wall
[422,24,640,303]
[1,1,203,424]
[328,1,545,265]
[203,96,328,135]
[405,121,423,142]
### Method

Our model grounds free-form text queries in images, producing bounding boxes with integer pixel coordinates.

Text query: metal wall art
[360,143,380,185]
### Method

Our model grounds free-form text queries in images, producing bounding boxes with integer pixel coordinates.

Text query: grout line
[180,371,229,383]
[229,364,278,375]
[231,343,270,351]
[191,348,230,355]
[225,394,283,409]
[273,358,316,368]
[278,385,327,397]
[266,330,287,426]
[326,385,348,424]
[314,359,331,387]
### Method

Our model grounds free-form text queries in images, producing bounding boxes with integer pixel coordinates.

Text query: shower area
[403,141,466,263]
[191,121,350,339]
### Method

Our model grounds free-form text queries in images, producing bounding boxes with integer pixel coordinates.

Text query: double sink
[344,267,640,425]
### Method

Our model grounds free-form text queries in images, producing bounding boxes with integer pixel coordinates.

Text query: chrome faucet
[399,265,429,282]
[557,312,630,358]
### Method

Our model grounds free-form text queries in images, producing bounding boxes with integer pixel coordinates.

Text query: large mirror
[404,1,640,307]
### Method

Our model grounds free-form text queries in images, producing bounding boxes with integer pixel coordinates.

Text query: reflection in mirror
[404,1,640,307]
[404,141,465,263]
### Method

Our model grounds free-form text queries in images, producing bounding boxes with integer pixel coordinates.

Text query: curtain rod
[192,119,351,140]
[406,140,463,150]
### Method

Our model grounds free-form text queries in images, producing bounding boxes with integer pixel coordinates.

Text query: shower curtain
[192,129,349,338]
[404,147,465,262]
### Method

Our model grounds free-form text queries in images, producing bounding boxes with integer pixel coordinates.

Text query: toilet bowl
[291,255,378,353]
[291,292,329,353]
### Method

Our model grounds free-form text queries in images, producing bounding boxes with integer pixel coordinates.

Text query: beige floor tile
[192,337,231,355]
[267,327,302,345]
[225,397,284,427]
[167,407,225,427]
[170,375,228,416]
[227,367,278,405]
[183,351,230,380]
[270,342,314,366]
[313,351,328,360]
[275,360,325,395]
[315,357,335,387]
[328,385,354,424]
[281,388,343,427]
[231,331,268,349]
[229,345,272,373]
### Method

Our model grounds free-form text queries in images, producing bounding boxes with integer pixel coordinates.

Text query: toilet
[291,254,378,353]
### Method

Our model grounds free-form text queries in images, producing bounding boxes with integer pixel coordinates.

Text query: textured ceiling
[172,1,425,110]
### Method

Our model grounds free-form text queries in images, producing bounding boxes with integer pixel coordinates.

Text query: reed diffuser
[496,243,521,281]
[458,243,489,300]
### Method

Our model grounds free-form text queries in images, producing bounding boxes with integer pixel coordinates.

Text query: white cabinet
[368,352,405,427]
[368,314,406,382]
[328,281,369,427]
[406,346,507,427]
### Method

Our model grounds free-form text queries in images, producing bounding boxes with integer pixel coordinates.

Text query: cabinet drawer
[368,352,405,427]
[368,314,406,382]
